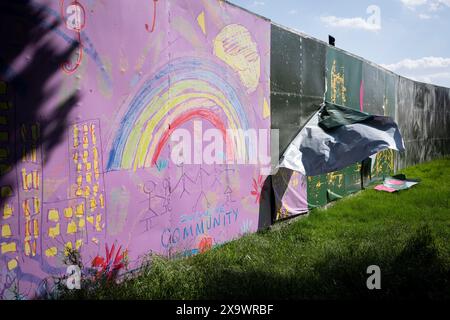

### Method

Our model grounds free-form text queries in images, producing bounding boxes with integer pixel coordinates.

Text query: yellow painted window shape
[45,246,57,257]
[83,124,89,134]
[78,218,85,229]
[33,219,39,238]
[24,241,31,256]
[73,125,79,148]
[82,150,89,163]
[77,162,82,173]
[93,159,99,172]
[0,131,8,142]
[75,187,83,197]
[21,145,37,163]
[64,207,73,219]
[73,151,79,163]
[67,221,77,234]
[1,241,16,254]
[95,214,102,232]
[33,197,40,214]
[90,197,97,212]
[76,175,83,186]
[21,168,31,190]
[32,170,39,189]
[24,220,31,240]
[86,215,94,225]
[1,185,13,198]
[8,258,18,271]
[86,172,92,184]
[64,241,73,256]
[85,162,92,171]
[30,147,37,162]
[99,194,104,208]
[48,209,59,222]
[93,183,99,196]
[75,239,83,250]
[48,223,60,238]
[32,240,36,256]
[22,199,31,217]
[31,123,39,142]
[90,124,97,145]
[82,135,89,149]
[1,224,12,238]
[76,203,84,217]
[3,204,13,219]
[84,185,91,197]
[0,116,6,125]
[92,147,99,160]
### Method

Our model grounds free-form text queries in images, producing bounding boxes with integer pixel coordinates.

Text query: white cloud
[401,0,428,9]
[288,9,298,15]
[437,0,450,7]
[418,13,432,18]
[382,57,450,87]
[410,72,450,84]
[400,0,450,11]
[320,15,381,31]
[382,57,450,71]
[250,1,265,7]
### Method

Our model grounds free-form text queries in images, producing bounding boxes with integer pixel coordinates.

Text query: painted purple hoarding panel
[0,0,270,299]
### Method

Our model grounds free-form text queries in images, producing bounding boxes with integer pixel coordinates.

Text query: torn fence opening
[278,102,405,176]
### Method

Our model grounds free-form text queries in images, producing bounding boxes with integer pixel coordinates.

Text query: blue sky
[228,0,450,88]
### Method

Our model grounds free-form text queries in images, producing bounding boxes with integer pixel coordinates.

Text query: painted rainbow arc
[107,57,250,171]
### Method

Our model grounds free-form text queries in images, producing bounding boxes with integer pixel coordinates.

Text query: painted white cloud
[382,57,450,87]
[320,15,381,31]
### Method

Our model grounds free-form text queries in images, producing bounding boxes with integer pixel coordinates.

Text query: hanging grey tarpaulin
[278,102,405,176]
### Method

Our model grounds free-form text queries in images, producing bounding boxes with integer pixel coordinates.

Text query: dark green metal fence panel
[326,47,363,110]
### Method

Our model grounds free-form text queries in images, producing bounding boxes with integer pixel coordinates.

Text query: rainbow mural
[107,58,251,171]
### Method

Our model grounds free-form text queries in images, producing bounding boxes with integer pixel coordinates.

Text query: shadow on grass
[58,225,450,300]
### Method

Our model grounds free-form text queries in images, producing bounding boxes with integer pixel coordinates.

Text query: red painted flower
[92,243,128,281]
[251,175,265,203]
[198,236,213,253]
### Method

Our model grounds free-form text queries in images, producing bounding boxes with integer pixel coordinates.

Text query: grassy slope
[65,157,450,300]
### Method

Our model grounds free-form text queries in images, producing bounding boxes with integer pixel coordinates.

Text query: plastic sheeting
[272,168,308,220]
[278,103,405,176]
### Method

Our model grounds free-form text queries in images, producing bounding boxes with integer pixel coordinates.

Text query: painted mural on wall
[0,0,270,299]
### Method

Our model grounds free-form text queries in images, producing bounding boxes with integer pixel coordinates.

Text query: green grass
[62,157,450,300]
